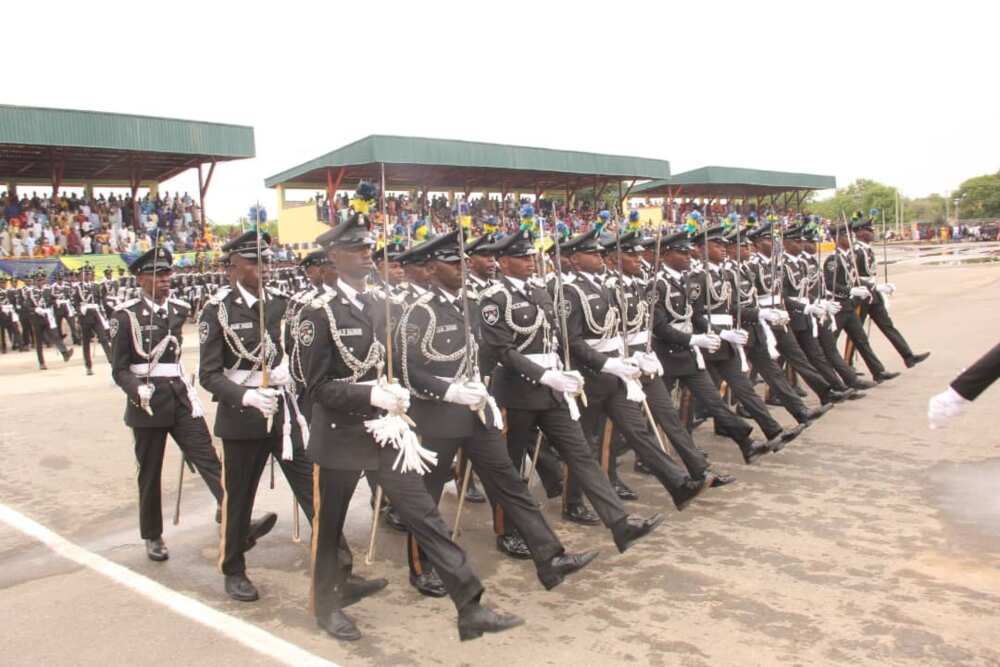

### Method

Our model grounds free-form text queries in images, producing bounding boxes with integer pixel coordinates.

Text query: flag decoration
[457,200,473,229]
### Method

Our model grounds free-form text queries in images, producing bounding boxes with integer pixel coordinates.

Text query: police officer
[24,271,73,370]
[109,248,227,561]
[75,266,113,375]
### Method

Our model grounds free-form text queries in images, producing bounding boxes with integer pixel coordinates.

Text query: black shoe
[670,477,709,511]
[765,396,784,407]
[905,352,930,368]
[457,603,525,641]
[63,348,73,362]
[497,533,533,560]
[736,404,753,419]
[844,389,866,400]
[708,470,737,487]
[740,440,770,464]
[317,609,361,641]
[340,575,388,607]
[633,460,655,476]
[612,479,639,501]
[802,404,834,423]
[145,537,169,562]
[690,416,707,430]
[384,507,407,533]
[562,502,600,526]
[245,512,278,551]
[464,477,486,504]
[778,423,807,447]
[613,513,665,553]
[536,550,600,590]
[225,573,259,601]
[823,388,849,404]
[409,570,448,598]
[39,364,47,371]
[542,481,564,499]
[86,367,94,376]
[874,371,900,383]
[851,379,877,390]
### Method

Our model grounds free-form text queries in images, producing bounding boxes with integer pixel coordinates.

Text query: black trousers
[55,308,79,344]
[794,325,849,391]
[664,367,754,445]
[772,325,832,400]
[219,428,314,576]
[30,319,68,367]
[835,304,886,377]
[746,342,811,423]
[132,408,223,540]
[708,353,784,439]
[311,447,484,619]
[567,379,691,504]
[81,317,111,370]
[410,425,563,577]
[0,312,22,351]
[859,292,914,361]
[642,374,709,479]
[816,321,861,388]
[504,405,628,533]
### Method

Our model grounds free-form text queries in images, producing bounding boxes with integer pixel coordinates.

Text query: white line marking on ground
[0,503,338,667]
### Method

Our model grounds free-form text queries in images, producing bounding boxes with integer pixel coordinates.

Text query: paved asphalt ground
[1,243,998,666]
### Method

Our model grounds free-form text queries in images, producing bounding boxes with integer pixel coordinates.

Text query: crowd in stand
[0,190,209,258]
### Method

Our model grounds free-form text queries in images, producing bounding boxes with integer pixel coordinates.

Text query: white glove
[268,364,291,387]
[601,356,642,381]
[540,369,585,394]
[35,307,47,316]
[804,303,826,318]
[719,328,749,346]
[444,381,490,407]
[876,282,896,295]
[850,286,872,300]
[773,309,791,325]
[631,351,663,376]
[370,383,411,413]
[928,387,970,430]
[137,384,154,403]
[823,299,842,315]
[759,308,781,324]
[242,387,279,416]
[689,333,722,352]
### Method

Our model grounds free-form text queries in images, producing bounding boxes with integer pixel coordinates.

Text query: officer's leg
[46,323,69,357]
[169,405,223,506]
[96,320,112,361]
[272,422,316,521]
[677,370,754,445]
[533,439,564,497]
[746,343,811,423]
[538,406,629,529]
[868,292,914,360]
[406,438,460,580]
[643,376,709,478]
[218,438,270,575]
[133,428,169,540]
[818,324,861,387]
[795,327,849,391]
[373,448,484,612]
[837,308,886,376]
[32,321,46,367]
[772,326,832,399]
[312,465,361,619]
[712,356,783,439]
[495,409,536,537]
[81,321,94,370]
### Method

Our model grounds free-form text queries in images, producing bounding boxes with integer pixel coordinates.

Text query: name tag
[337,328,362,337]
[435,324,458,333]
[230,322,254,330]
[140,325,160,332]
[511,301,530,310]
[587,294,601,301]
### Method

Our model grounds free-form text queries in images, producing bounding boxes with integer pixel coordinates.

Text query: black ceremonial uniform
[24,279,72,369]
[109,249,223,551]
[0,283,24,352]
[75,274,113,373]
[853,237,918,364]
[823,243,889,380]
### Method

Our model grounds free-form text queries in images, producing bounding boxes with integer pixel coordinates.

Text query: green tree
[905,194,947,225]
[808,178,900,225]
[953,172,1000,219]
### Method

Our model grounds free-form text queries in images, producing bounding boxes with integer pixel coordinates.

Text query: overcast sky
[7,1,997,223]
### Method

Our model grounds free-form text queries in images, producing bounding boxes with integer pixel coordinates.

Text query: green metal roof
[265,135,670,191]
[0,104,254,184]
[631,166,836,198]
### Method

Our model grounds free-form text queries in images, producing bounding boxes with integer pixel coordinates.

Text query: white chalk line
[0,502,338,667]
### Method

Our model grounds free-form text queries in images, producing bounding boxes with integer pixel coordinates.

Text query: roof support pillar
[197,160,216,239]
[325,167,345,222]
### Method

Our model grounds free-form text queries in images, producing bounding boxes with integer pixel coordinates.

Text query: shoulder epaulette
[168,296,191,309]
[114,298,140,312]
[309,291,336,309]
[207,287,232,305]
[479,282,507,302]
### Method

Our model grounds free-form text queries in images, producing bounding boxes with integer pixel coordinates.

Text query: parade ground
[1,244,998,667]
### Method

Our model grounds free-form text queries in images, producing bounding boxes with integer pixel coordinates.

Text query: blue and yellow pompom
[519,204,538,237]
[483,216,498,234]
[350,181,378,216]
[684,210,702,235]
[626,210,642,233]
[413,217,429,241]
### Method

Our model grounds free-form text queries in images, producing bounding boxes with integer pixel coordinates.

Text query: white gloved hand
[928,387,970,430]
[759,308,781,324]
[876,282,896,295]
[850,286,872,300]
[690,333,722,352]
[804,303,825,318]
[540,369,585,394]
[631,351,664,376]
[370,383,411,413]
[773,309,791,325]
[444,381,490,407]
[35,307,47,316]
[601,356,642,381]
[242,387,279,416]
[720,328,749,346]
[823,299,842,315]
[137,384,155,403]
[268,364,291,387]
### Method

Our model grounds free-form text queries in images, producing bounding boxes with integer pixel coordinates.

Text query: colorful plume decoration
[684,210,703,235]
[722,212,738,232]
[556,220,570,241]
[519,204,538,237]
[350,181,378,216]
[483,216,498,234]
[457,200,473,229]
[626,210,642,233]
[412,217,429,241]
[595,209,610,234]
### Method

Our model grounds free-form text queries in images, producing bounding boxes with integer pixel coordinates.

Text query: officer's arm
[110,310,142,404]
[400,305,451,400]
[301,306,374,414]
[563,284,611,373]
[197,304,248,408]
[479,293,547,384]
[686,274,711,333]
[650,280,693,347]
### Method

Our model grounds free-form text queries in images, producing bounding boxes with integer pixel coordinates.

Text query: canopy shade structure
[0,105,255,186]
[264,134,670,194]
[630,166,836,199]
